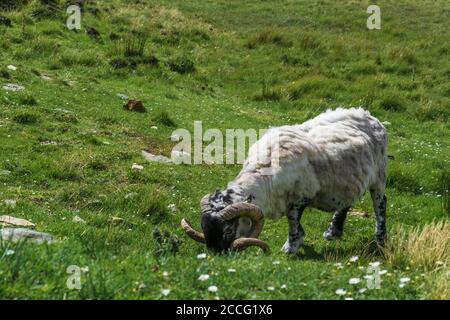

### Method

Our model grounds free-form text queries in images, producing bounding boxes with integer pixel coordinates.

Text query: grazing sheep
[182,107,388,253]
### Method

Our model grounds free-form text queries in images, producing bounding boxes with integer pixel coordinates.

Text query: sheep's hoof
[323,229,342,241]
[281,240,302,254]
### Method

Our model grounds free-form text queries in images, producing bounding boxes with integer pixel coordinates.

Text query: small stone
[3,83,25,92]
[141,150,172,164]
[123,100,146,113]
[132,163,144,170]
[40,140,57,146]
[7,65,17,71]
[117,93,129,100]
[54,108,73,113]
[0,228,53,244]
[0,215,34,227]
[72,215,86,223]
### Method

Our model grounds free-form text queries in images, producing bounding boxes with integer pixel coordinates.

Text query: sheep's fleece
[231,107,387,218]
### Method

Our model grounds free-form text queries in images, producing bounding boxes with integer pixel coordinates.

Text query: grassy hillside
[0,0,449,299]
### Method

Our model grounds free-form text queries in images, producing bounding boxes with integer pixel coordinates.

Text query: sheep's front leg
[282,201,307,254]
[323,207,350,241]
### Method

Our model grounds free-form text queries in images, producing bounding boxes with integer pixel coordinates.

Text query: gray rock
[0,215,35,227]
[117,93,129,100]
[2,83,25,92]
[72,215,86,223]
[141,150,172,164]
[0,228,53,244]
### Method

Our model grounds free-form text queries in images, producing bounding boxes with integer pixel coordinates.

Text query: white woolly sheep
[182,107,388,253]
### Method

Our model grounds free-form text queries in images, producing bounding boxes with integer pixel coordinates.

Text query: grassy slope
[0,0,449,299]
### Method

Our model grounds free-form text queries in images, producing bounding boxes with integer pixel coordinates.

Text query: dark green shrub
[376,95,406,112]
[153,228,180,258]
[168,56,195,74]
[13,112,39,124]
[152,110,176,127]
[19,93,38,105]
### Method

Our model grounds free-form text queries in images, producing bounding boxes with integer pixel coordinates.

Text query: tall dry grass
[385,220,449,299]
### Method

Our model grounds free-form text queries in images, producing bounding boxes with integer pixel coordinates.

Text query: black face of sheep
[181,194,269,253]
[201,213,236,252]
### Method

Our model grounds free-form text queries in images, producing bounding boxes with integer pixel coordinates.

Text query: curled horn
[219,203,269,252]
[218,203,264,238]
[232,238,269,252]
[181,218,205,243]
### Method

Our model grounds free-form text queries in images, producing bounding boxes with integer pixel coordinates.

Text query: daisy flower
[349,278,361,285]
[208,285,218,293]
[336,289,347,296]
[161,289,171,296]
[198,274,210,281]
[197,253,207,259]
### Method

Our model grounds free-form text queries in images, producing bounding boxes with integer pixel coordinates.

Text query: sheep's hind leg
[371,191,387,246]
[323,207,350,241]
[282,201,307,254]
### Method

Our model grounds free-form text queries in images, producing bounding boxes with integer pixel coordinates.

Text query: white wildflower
[197,253,207,259]
[4,199,16,208]
[335,289,347,295]
[198,274,210,282]
[227,268,236,273]
[400,277,410,283]
[208,285,218,293]
[359,288,367,294]
[349,256,359,262]
[161,289,171,296]
[349,278,361,285]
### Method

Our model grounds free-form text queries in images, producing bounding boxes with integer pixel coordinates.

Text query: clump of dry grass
[423,268,450,299]
[385,220,449,270]
[385,220,449,299]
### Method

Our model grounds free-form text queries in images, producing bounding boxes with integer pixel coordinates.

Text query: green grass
[0,0,449,299]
